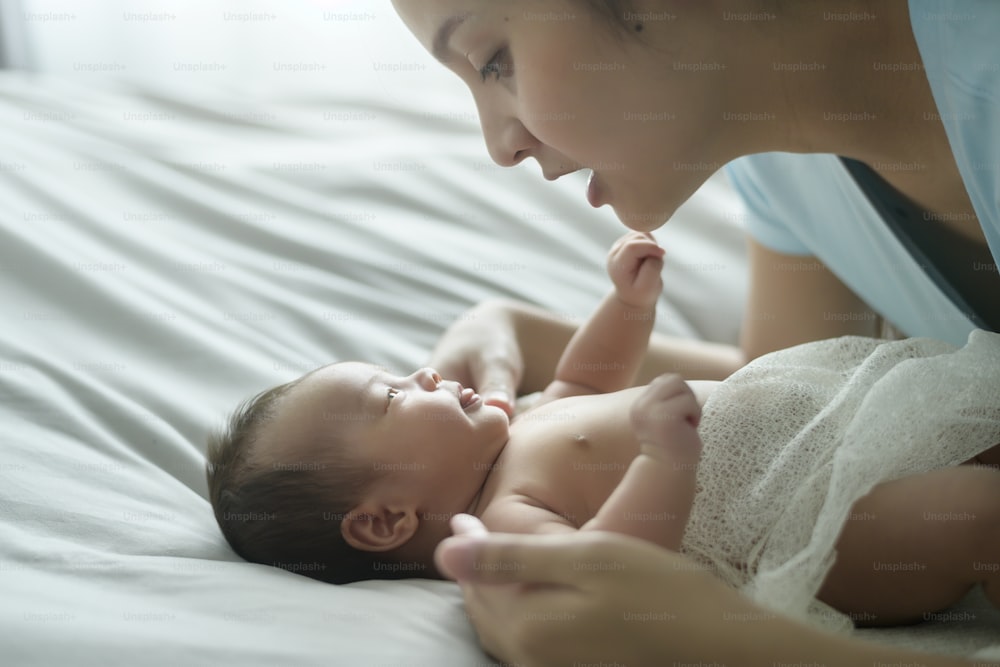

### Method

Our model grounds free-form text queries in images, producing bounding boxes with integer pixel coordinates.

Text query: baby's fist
[606,232,665,309]
[630,374,703,462]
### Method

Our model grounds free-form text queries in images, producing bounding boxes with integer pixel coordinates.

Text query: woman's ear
[341,502,418,552]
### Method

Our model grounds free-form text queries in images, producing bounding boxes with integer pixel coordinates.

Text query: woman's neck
[711,0,937,167]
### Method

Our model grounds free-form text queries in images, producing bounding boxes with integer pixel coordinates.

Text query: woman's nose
[412,367,442,391]
[477,103,536,168]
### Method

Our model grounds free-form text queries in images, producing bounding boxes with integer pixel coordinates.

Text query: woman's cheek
[521,74,611,161]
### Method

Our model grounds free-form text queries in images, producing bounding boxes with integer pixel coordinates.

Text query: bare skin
[468,374,1000,627]
[391,0,976,232]
[435,516,981,667]
[260,236,1000,626]
[388,2,1000,663]
[820,464,1000,625]
[394,0,997,404]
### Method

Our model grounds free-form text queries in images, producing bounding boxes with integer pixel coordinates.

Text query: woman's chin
[612,202,670,232]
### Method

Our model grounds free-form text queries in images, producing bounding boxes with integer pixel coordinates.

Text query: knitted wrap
[683,331,1000,630]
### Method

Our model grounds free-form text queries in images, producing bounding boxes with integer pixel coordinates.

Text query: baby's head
[207,362,509,584]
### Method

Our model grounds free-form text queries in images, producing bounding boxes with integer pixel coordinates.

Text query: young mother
[392,0,999,664]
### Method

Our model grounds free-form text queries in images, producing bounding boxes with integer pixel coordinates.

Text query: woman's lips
[586,170,605,208]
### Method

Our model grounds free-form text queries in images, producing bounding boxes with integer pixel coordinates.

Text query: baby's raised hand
[630,374,703,464]
[606,232,665,309]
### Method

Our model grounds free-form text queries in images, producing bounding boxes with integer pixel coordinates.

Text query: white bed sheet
[0,76,748,667]
[1,2,997,664]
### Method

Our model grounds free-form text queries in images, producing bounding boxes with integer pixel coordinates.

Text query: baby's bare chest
[484,393,640,526]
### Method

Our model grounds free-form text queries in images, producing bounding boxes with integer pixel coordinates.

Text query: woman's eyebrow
[432,13,470,63]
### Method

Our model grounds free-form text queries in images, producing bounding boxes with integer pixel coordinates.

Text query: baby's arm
[579,375,702,551]
[541,232,664,401]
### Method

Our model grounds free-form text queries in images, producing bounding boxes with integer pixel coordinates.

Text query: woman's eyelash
[479,48,510,82]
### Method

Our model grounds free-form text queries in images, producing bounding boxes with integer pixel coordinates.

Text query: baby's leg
[817,465,1000,627]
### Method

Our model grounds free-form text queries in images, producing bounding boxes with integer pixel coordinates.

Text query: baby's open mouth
[459,387,480,410]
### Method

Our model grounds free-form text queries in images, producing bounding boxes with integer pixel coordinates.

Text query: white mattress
[1,2,996,664]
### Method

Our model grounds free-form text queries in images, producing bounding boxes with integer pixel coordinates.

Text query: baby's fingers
[632,253,664,291]
[608,238,663,278]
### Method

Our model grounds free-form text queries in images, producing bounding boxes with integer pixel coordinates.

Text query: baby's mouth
[459,387,480,410]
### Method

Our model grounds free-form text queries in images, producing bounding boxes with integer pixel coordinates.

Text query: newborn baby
[207,232,1000,629]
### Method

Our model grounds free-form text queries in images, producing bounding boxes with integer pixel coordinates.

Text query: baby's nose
[415,367,442,391]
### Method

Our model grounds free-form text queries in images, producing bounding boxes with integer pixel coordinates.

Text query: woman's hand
[434,515,733,667]
[434,515,965,667]
[428,301,525,417]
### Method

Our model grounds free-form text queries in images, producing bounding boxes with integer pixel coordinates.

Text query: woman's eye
[479,48,511,82]
[386,387,399,406]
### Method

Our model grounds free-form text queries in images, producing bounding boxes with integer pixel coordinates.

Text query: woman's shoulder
[727,153,980,344]
[909,0,1000,238]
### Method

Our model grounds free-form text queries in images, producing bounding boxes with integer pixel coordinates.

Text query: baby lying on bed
[207,232,1000,629]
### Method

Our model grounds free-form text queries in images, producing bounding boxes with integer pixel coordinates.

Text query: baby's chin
[475,399,514,425]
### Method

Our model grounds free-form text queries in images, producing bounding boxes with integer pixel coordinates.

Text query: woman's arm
[428,299,743,415]
[430,235,885,414]
[741,238,881,361]
[435,516,974,667]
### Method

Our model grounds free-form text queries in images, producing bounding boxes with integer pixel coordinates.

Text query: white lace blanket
[686,332,1000,632]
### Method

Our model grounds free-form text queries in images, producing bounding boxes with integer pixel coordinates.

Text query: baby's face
[263,362,510,508]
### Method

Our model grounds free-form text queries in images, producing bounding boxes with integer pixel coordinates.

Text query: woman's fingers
[449,513,490,537]
[435,526,630,586]
[436,535,572,584]
[428,301,524,417]
[435,514,490,579]
[472,346,522,418]
[480,380,516,417]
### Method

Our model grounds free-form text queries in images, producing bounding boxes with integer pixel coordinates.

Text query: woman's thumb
[478,367,517,417]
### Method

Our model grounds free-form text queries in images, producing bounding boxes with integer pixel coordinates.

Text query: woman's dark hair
[580,0,638,34]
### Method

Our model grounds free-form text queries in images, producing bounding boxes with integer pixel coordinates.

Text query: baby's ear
[341,503,418,552]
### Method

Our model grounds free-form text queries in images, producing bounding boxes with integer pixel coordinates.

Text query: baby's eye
[386,387,400,407]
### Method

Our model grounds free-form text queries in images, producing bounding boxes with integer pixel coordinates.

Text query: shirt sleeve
[725,156,813,257]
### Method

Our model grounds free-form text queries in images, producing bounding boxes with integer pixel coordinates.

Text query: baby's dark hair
[206,377,407,584]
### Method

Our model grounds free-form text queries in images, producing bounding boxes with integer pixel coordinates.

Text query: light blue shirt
[725,0,999,346]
